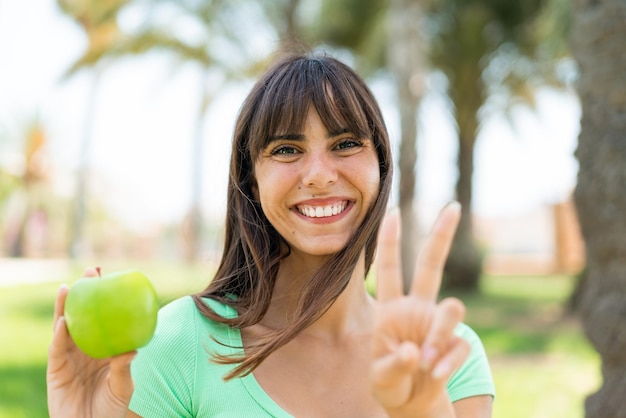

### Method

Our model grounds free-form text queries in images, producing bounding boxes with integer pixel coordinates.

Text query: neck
[262,250,375,339]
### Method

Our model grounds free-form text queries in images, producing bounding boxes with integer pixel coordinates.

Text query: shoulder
[447,322,496,402]
[155,295,198,329]
[129,296,238,416]
[454,322,483,345]
[144,295,236,352]
[130,296,203,382]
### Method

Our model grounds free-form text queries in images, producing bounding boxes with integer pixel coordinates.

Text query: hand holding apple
[48,267,140,418]
[64,269,159,359]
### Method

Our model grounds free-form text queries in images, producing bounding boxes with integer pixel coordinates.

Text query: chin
[291,240,350,258]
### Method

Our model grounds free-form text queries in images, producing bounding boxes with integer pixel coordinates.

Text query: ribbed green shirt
[129,296,495,417]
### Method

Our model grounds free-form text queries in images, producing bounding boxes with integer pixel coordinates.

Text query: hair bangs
[309,65,371,142]
[248,57,374,161]
[247,60,313,160]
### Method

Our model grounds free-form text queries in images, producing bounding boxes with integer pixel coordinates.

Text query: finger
[109,351,137,404]
[48,316,71,371]
[376,208,404,302]
[420,297,466,371]
[370,342,419,407]
[83,266,101,278]
[431,336,471,381]
[410,202,461,300]
[53,284,69,332]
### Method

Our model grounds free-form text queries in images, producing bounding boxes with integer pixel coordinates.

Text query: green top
[129,296,495,417]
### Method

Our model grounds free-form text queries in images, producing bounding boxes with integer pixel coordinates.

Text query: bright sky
[0,0,581,231]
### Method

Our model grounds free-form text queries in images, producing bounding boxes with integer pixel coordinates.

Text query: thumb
[47,317,71,375]
[108,351,137,404]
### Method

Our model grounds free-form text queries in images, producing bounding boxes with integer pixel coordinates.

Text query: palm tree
[56,0,130,258]
[570,0,626,416]
[426,0,570,289]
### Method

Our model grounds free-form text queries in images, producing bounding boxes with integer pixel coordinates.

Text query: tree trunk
[570,1,626,416]
[388,0,426,292]
[444,130,482,290]
[283,0,301,46]
[439,5,489,291]
[185,71,211,263]
[444,62,484,290]
[69,67,101,259]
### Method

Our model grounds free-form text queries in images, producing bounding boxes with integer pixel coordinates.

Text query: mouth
[296,201,349,218]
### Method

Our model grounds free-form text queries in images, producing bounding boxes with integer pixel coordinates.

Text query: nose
[301,151,338,188]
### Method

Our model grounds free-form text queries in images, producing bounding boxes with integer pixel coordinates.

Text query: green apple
[64,269,159,359]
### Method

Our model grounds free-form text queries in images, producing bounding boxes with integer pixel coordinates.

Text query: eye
[270,145,300,156]
[335,138,363,150]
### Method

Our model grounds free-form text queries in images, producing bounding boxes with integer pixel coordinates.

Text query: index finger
[375,208,404,302]
[410,202,461,300]
[53,284,69,331]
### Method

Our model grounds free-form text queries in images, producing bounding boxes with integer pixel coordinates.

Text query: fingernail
[420,346,437,370]
[445,201,461,212]
[95,267,102,277]
[432,362,450,379]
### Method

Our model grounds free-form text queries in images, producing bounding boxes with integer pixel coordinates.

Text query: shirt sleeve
[129,297,198,417]
[446,323,496,402]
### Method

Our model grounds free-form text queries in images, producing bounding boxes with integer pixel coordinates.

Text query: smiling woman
[47,52,495,418]
[194,55,393,382]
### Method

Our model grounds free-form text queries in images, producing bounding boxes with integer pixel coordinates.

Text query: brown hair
[192,51,393,379]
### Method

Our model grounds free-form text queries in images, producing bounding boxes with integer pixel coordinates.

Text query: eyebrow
[267,128,350,143]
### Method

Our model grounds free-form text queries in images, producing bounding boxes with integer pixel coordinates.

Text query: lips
[296,201,349,218]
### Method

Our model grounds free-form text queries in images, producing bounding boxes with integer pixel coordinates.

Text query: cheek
[367,174,381,204]
[254,164,292,208]
[253,165,271,202]
[358,158,381,200]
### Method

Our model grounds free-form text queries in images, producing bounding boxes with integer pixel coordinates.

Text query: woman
[47,52,495,417]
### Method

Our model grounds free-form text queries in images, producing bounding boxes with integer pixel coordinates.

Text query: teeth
[298,201,348,218]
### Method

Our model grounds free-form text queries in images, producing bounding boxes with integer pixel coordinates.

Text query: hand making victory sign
[371,202,475,418]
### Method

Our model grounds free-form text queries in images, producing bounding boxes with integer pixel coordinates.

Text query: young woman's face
[254,106,380,258]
